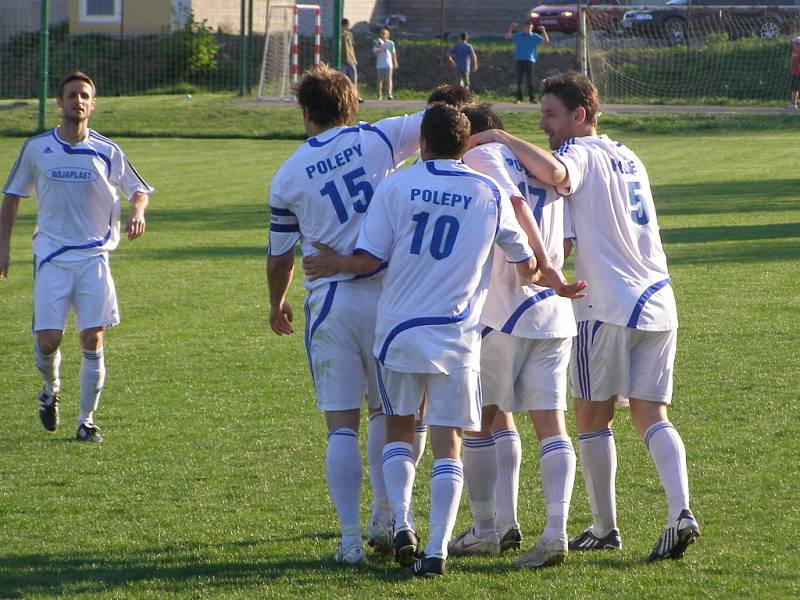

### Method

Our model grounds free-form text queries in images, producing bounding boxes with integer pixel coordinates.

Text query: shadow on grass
[146,204,269,232]
[653,179,800,216]
[662,222,800,245]
[136,246,267,261]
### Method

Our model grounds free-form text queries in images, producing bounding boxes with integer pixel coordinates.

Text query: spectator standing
[507,21,549,104]
[448,32,479,90]
[789,36,800,110]
[373,27,398,100]
[341,18,363,103]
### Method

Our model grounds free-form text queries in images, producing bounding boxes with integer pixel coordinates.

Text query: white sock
[462,436,497,537]
[493,429,522,531]
[326,428,362,545]
[367,412,390,522]
[78,348,105,425]
[413,423,427,467]
[644,421,690,523]
[382,442,416,533]
[425,458,464,559]
[577,428,617,536]
[539,435,576,540]
[35,344,61,395]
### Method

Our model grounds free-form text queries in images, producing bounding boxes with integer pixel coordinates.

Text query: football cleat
[513,536,568,569]
[646,509,700,562]
[366,519,394,555]
[333,541,367,565]
[568,526,622,551]
[499,523,523,553]
[75,422,103,443]
[448,527,500,556]
[38,389,60,432]
[393,529,420,567]
[408,554,445,578]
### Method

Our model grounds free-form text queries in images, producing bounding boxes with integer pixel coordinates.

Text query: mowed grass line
[0,129,798,598]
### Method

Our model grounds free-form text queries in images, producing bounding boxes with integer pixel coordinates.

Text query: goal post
[257,1,321,99]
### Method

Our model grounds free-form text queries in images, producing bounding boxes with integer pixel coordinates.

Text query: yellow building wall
[69,0,172,35]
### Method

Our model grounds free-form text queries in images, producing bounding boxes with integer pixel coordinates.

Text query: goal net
[257,1,321,99]
[583,5,800,104]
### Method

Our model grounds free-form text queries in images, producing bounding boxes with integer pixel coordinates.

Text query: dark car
[622,0,800,42]
[528,0,627,33]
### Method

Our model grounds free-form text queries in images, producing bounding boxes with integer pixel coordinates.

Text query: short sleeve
[554,141,589,196]
[354,182,393,261]
[495,189,534,263]
[267,173,300,256]
[114,149,154,198]
[2,140,35,198]
[373,111,423,165]
[462,145,522,200]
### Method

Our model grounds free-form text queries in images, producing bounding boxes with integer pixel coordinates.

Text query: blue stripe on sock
[644,421,674,449]
[577,428,613,442]
[492,429,520,442]
[463,436,494,448]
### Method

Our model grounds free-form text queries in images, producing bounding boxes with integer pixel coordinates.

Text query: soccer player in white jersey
[0,71,152,443]
[469,71,699,562]
[304,103,537,577]
[266,64,423,565]
[447,104,582,568]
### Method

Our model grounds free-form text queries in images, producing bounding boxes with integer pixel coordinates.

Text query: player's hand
[269,300,294,335]
[534,264,588,299]
[303,242,344,281]
[125,211,146,240]
[467,129,504,150]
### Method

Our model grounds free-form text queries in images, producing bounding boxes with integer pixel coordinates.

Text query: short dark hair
[541,71,600,126]
[58,71,95,98]
[342,18,349,27]
[293,63,358,128]
[421,103,471,159]
[461,103,504,134]
[426,83,475,108]
[460,32,468,41]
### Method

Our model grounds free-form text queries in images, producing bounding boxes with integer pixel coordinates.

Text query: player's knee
[36,330,63,355]
[79,327,104,351]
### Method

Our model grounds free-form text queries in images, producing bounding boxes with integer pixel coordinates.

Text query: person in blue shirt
[506,21,549,104]
[448,32,479,90]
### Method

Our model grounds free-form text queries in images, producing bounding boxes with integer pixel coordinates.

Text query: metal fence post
[333,0,343,70]
[38,0,50,132]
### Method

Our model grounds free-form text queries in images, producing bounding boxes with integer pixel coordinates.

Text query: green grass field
[0,102,798,598]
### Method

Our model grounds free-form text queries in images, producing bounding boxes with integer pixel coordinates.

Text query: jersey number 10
[410,211,460,260]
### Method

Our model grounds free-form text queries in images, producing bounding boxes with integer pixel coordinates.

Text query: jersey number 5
[320,167,374,224]
[627,181,650,225]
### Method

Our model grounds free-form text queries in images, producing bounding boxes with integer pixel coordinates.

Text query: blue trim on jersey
[3,131,53,194]
[424,160,501,233]
[481,326,493,339]
[269,223,300,233]
[52,130,112,178]
[307,122,396,164]
[352,247,385,263]
[304,282,338,385]
[270,206,296,217]
[352,261,387,280]
[626,277,671,328]
[377,304,470,365]
[500,288,556,334]
[36,214,114,269]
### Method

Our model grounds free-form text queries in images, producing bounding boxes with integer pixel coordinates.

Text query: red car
[528,0,626,33]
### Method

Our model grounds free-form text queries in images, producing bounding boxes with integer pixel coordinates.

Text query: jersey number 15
[320,167,374,224]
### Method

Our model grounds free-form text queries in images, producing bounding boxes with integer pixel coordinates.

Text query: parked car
[622,0,800,42]
[528,0,627,33]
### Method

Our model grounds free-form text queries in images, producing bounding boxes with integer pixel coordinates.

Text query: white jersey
[556,134,677,331]
[463,142,576,339]
[3,128,153,267]
[356,159,534,375]
[268,112,422,291]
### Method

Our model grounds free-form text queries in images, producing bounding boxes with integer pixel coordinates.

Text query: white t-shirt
[463,143,576,339]
[373,39,396,69]
[556,134,677,331]
[356,159,534,375]
[268,113,423,291]
[3,128,153,266]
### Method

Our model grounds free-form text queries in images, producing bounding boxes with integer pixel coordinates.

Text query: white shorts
[33,254,119,333]
[304,279,381,412]
[570,320,676,404]
[481,330,571,412]
[376,364,482,432]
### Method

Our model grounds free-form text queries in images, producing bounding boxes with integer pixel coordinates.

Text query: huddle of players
[267,66,700,577]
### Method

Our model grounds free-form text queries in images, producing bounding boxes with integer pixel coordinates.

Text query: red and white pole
[291,6,300,84]
[314,6,321,65]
